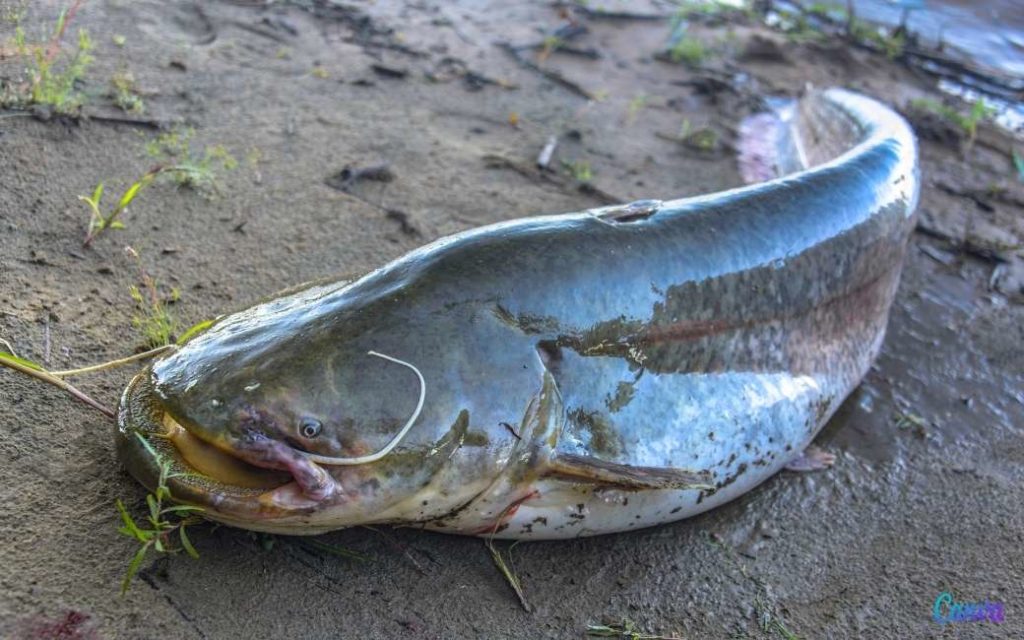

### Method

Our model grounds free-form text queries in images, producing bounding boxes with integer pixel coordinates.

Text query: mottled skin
[118,89,919,538]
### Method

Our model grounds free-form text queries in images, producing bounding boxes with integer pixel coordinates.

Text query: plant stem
[50,344,173,377]
[0,356,115,419]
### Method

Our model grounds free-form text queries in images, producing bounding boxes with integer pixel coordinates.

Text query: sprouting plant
[562,159,594,183]
[80,169,158,247]
[2,1,93,113]
[625,94,648,125]
[126,247,180,349]
[538,34,564,62]
[586,619,684,639]
[806,2,846,20]
[674,118,719,150]
[145,128,237,193]
[1013,150,1024,183]
[663,7,711,65]
[849,18,904,58]
[909,98,995,151]
[109,68,144,113]
[116,432,203,595]
[28,27,92,110]
[668,35,706,64]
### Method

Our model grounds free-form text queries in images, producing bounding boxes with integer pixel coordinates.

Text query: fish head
[117,284,445,533]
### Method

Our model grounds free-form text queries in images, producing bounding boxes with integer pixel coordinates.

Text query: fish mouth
[116,372,340,528]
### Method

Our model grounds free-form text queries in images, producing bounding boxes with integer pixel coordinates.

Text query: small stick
[50,345,174,377]
[536,135,558,170]
[0,355,115,419]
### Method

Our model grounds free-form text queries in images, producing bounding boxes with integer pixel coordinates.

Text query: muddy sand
[1,1,1022,638]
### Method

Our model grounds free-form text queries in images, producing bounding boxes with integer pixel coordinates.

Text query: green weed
[587,619,684,639]
[910,98,994,150]
[562,159,594,183]
[850,18,904,58]
[116,432,203,595]
[680,119,718,151]
[109,68,144,113]
[1013,150,1024,182]
[2,2,93,113]
[80,169,158,247]
[126,247,180,350]
[625,94,648,125]
[25,27,93,111]
[146,129,238,193]
[805,2,846,20]
[668,35,707,64]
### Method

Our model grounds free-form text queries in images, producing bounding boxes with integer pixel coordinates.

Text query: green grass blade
[179,526,199,559]
[160,504,204,514]
[114,499,150,543]
[0,351,44,371]
[117,180,144,210]
[121,545,149,595]
[176,319,214,345]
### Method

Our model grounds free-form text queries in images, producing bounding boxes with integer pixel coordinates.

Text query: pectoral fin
[544,452,714,491]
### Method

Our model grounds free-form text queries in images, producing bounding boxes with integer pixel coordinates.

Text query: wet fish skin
[118,88,919,538]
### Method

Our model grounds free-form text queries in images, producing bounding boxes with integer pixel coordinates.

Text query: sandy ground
[1,1,1022,638]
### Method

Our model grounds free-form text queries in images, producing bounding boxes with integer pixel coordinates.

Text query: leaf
[115,499,147,542]
[117,180,144,210]
[179,526,199,559]
[160,504,204,514]
[146,494,160,522]
[0,351,44,372]
[154,537,164,553]
[121,545,148,595]
[176,319,214,345]
[1013,150,1024,182]
[134,431,159,459]
[109,221,126,229]
[91,182,104,204]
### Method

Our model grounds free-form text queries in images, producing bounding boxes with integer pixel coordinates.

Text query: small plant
[3,1,92,113]
[662,10,707,66]
[679,119,718,151]
[1014,150,1024,183]
[849,18,904,58]
[806,2,846,20]
[668,35,706,64]
[146,129,238,193]
[126,247,180,349]
[910,98,994,151]
[562,159,594,183]
[116,432,203,595]
[587,619,683,639]
[80,169,158,247]
[538,34,564,62]
[625,94,648,125]
[109,68,144,113]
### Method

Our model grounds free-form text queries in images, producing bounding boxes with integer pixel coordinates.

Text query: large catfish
[118,88,919,538]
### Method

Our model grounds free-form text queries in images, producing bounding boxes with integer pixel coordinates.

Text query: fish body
[118,89,919,539]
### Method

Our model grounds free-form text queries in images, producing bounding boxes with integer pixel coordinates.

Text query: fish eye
[299,417,322,439]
